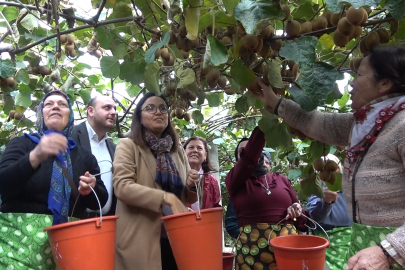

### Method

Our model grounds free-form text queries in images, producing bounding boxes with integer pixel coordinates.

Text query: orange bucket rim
[270,234,329,251]
[161,207,222,220]
[43,215,118,231]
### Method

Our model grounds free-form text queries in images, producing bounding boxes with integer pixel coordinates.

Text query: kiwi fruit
[319,169,332,181]
[154,48,162,59]
[176,37,186,50]
[322,11,333,27]
[292,63,299,78]
[181,51,190,59]
[239,45,249,58]
[252,38,263,53]
[390,20,399,34]
[175,107,184,117]
[224,87,234,95]
[333,30,349,47]
[300,21,313,34]
[65,43,74,52]
[262,65,270,85]
[326,160,339,171]
[14,113,24,120]
[170,110,176,118]
[39,66,52,76]
[189,92,197,101]
[163,56,175,66]
[183,39,193,52]
[359,8,368,25]
[206,76,218,88]
[246,77,262,94]
[221,36,232,45]
[359,38,368,55]
[328,172,336,184]
[285,20,301,36]
[313,157,325,171]
[259,25,273,39]
[351,26,363,39]
[94,50,102,59]
[337,17,355,37]
[244,34,259,51]
[9,110,16,119]
[69,50,77,57]
[365,31,380,49]
[66,34,75,44]
[335,145,345,151]
[59,34,67,44]
[218,76,227,89]
[330,12,344,27]
[6,77,16,87]
[31,66,39,74]
[169,30,177,45]
[270,39,282,51]
[352,57,363,72]
[178,25,187,38]
[312,16,328,31]
[55,51,62,59]
[377,28,390,44]
[160,48,170,60]
[287,60,296,69]
[151,28,160,40]
[207,68,220,81]
[281,4,290,21]
[259,42,270,58]
[346,7,365,26]
[184,112,191,121]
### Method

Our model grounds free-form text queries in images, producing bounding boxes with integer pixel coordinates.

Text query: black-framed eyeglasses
[141,104,168,114]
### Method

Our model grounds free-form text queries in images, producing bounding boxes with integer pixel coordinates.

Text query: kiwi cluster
[155,47,175,66]
[169,97,191,121]
[359,28,390,55]
[332,7,368,47]
[60,34,77,57]
[30,65,52,76]
[349,57,363,73]
[8,110,24,121]
[87,34,103,59]
[313,157,339,184]
[0,76,16,89]
[163,82,196,122]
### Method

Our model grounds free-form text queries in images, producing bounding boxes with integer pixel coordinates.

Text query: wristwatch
[380,239,404,267]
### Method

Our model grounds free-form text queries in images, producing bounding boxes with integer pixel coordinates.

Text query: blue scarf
[144,130,184,199]
[24,91,76,225]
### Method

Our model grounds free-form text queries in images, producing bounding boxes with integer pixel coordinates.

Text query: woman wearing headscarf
[112,92,200,270]
[0,90,108,269]
[183,136,221,210]
[255,44,405,269]
[225,130,308,270]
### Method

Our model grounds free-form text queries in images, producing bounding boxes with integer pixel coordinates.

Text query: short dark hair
[183,137,215,173]
[129,92,179,151]
[368,44,405,93]
[87,96,97,108]
[234,137,249,161]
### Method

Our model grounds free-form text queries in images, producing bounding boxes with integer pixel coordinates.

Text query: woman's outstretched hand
[162,192,188,214]
[253,79,281,114]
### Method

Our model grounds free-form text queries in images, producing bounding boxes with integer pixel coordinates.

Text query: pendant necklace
[258,175,271,195]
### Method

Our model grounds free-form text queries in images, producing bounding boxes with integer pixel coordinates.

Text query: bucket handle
[267,213,329,245]
[190,172,203,218]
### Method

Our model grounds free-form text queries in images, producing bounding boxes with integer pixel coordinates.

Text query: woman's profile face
[42,94,70,132]
[237,140,248,160]
[140,96,168,137]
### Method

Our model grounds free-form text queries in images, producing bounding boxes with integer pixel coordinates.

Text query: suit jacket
[113,138,197,270]
[71,121,117,216]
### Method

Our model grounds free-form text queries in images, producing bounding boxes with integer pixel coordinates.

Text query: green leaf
[175,67,195,89]
[291,2,315,20]
[393,20,405,40]
[325,83,343,104]
[3,94,14,114]
[229,78,242,94]
[384,0,405,20]
[125,84,141,98]
[325,172,343,191]
[15,69,30,85]
[325,0,378,13]
[288,169,302,181]
[206,93,221,107]
[0,59,16,78]
[235,94,249,113]
[298,61,339,105]
[110,38,129,59]
[192,110,204,124]
[184,0,201,40]
[287,86,317,111]
[309,141,330,159]
[15,92,32,108]
[279,36,319,64]
[204,35,228,67]
[79,90,91,106]
[3,6,19,23]
[120,59,146,85]
[338,91,350,109]
[107,2,133,27]
[144,31,170,64]
[301,174,324,198]
[234,0,284,34]
[194,130,206,138]
[199,10,237,32]
[23,52,41,67]
[100,56,120,78]
[230,59,255,86]
[223,0,238,15]
[267,58,284,89]
[319,34,334,51]
[88,75,100,84]
[259,119,292,148]
[144,62,160,94]
[20,10,40,31]
[96,25,115,48]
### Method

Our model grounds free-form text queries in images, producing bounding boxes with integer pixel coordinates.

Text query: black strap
[350,149,369,223]
[56,160,79,200]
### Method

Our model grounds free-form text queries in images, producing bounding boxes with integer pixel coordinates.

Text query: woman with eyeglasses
[183,137,221,210]
[112,92,200,270]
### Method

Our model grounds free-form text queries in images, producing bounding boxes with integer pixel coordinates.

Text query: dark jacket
[72,121,117,216]
[225,200,240,239]
[0,136,108,219]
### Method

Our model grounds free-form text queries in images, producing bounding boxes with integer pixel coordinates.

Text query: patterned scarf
[24,91,76,225]
[345,94,405,167]
[144,130,184,199]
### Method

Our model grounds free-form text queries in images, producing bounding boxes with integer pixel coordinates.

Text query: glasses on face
[141,104,168,114]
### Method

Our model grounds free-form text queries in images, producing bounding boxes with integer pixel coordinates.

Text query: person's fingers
[347,253,359,270]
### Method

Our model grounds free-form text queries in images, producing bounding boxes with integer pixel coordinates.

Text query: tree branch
[93,0,106,23]
[118,87,145,122]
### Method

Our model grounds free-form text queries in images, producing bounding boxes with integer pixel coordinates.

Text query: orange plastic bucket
[223,252,235,270]
[162,208,223,270]
[44,215,118,270]
[270,235,329,270]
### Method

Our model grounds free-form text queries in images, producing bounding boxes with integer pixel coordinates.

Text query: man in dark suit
[72,95,117,217]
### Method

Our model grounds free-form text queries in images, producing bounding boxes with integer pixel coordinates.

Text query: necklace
[257,175,271,195]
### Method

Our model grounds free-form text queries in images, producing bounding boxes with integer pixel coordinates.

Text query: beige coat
[113,138,196,270]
